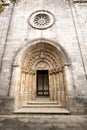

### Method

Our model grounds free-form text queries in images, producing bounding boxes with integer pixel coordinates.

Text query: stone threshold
[14,108,70,114]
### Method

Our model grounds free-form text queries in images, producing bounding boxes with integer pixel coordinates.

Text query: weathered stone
[0,0,87,114]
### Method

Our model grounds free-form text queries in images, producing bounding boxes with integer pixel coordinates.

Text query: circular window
[28,10,55,30]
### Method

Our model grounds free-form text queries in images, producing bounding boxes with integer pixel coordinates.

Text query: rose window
[29,10,55,30]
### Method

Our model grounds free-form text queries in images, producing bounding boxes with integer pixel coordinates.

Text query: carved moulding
[21,48,62,73]
[73,0,87,3]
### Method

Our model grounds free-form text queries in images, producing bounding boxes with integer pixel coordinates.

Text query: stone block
[0,97,14,114]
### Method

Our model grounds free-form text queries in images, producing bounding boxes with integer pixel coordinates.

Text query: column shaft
[60,71,65,106]
[53,73,56,101]
[58,71,62,105]
[56,72,59,103]
[28,74,33,101]
[32,74,36,100]
[25,72,29,102]
[22,72,26,104]
[49,74,53,100]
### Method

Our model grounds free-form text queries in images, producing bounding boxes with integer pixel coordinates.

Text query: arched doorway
[11,39,72,113]
[20,43,65,105]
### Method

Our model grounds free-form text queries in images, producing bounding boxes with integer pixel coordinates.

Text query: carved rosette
[28,10,55,30]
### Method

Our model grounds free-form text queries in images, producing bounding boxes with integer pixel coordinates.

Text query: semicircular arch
[13,38,71,67]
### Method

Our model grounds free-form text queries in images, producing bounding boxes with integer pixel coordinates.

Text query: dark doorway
[37,70,49,96]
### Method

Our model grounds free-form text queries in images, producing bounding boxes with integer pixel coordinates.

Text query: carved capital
[59,67,63,72]
[29,70,35,75]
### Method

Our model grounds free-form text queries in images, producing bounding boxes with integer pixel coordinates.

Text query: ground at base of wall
[0,115,87,130]
[0,97,87,115]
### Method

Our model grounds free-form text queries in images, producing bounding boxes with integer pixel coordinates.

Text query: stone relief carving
[21,48,62,73]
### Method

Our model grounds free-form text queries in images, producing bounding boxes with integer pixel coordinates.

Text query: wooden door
[37,70,49,96]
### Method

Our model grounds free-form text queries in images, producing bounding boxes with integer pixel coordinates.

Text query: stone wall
[0,0,87,114]
[0,96,14,114]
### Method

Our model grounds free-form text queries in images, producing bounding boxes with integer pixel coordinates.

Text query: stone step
[22,104,62,108]
[14,108,70,114]
[26,101,58,105]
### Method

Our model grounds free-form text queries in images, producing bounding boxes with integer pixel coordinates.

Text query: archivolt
[13,38,71,68]
[21,42,64,73]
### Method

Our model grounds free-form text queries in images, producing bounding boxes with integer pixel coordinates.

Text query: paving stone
[17,118,30,123]
[0,115,87,130]
[53,122,67,128]
[66,122,82,127]
[80,122,87,128]
[0,122,4,127]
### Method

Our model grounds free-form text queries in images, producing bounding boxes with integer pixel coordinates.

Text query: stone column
[49,73,53,101]
[56,72,60,103]
[28,73,33,101]
[58,70,62,105]
[60,70,65,106]
[19,72,23,107]
[25,72,29,102]
[32,72,36,100]
[55,72,59,101]
[20,72,25,92]
[20,72,26,105]
[53,73,57,101]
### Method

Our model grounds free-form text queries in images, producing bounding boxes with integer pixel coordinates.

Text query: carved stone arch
[10,38,74,112]
[21,43,62,72]
[13,38,71,67]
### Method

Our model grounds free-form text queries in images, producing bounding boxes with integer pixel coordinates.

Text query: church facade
[0,0,87,114]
